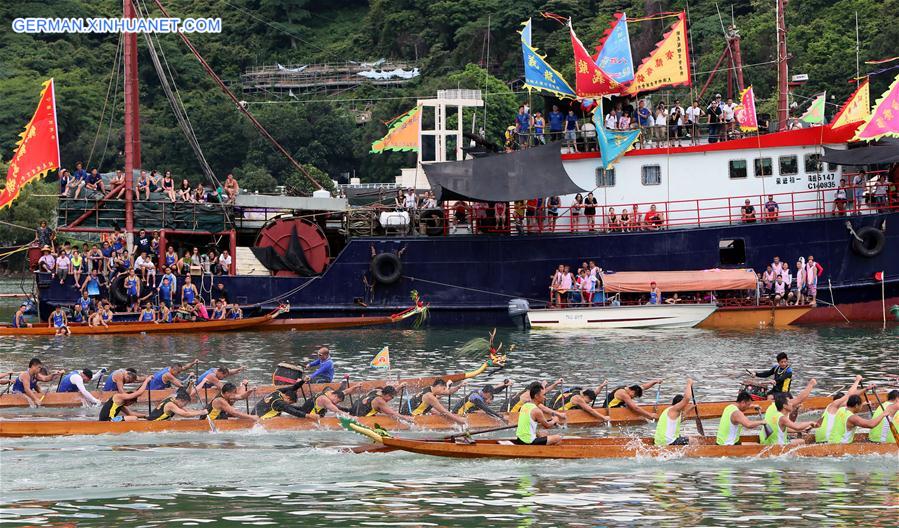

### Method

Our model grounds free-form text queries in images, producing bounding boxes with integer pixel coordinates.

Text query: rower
[603,379,663,421]
[146,388,208,421]
[103,368,141,392]
[814,375,863,443]
[298,387,351,418]
[205,382,258,421]
[146,359,200,391]
[514,383,561,445]
[715,391,767,445]
[56,368,101,405]
[868,390,899,443]
[99,378,151,422]
[551,382,610,424]
[504,378,563,413]
[759,394,816,445]
[452,381,511,421]
[305,347,334,383]
[748,352,792,398]
[195,366,247,392]
[12,358,63,407]
[255,380,312,419]
[827,393,891,444]
[350,385,410,421]
[653,379,694,446]
[400,379,468,425]
[48,305,70,336]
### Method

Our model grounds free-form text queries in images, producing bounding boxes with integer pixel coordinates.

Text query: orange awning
[601,269,758,293]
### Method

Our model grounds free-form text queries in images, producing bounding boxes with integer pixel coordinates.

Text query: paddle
[348,423,517,454]
[689,385,705,436]
[653,382,663,414]
[755,405,773,439]
[861,387,875,418]
[2,373,13,395]
[869,388,899,447]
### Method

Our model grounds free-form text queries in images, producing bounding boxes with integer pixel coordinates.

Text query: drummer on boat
[401,379,468,425]
[715,391,767,445]
[11,358,64,407]
[205,382,258,421]
[57,368,102,405]
[603,379,663,420]
[514,383,562,445]
[305,347,335,383]
[551,382,610,424]
[99,377,152,421]
[747,352,793,399]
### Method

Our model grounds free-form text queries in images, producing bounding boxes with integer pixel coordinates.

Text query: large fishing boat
[21,4,898,326]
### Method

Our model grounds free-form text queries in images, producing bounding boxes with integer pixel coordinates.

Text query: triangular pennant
[592,110,640,168]
[371,107,421,153]
[831,78,871,128]
[570,21,621,98]
[799,93,826,124]
[853,73,899,141]
[370,346,390,369]
[521,19,576,98]
[623,12,691,96]
[595,13,635,84]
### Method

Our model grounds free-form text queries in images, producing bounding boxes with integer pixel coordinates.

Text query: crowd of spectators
[59,164,240,205]
[759,254,822,306]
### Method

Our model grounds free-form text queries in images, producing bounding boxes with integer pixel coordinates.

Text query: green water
[0,281,897,527]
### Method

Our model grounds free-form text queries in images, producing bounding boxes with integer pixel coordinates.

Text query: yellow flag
[370,346,390,369]
[624,12,690,95]
[831,78,871,129]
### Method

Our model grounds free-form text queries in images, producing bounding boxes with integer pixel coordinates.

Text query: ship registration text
[806,173,837,190]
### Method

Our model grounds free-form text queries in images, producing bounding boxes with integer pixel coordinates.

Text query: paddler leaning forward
[350,384,413,424]
[551,381,610,424]
[515,382,562,445]
[715,391,767,445]
[400,378,468,426]
[147,388,209,421]
[603,378,663,420]
[99,377,152,421]
[206,382,259,421]
[823,392,892,444]
[255,380,315,419]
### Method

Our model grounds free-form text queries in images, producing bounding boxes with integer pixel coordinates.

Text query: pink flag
[735,86,758,132]
[853,73,899,141]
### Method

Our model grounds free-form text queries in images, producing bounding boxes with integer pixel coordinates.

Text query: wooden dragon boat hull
[0,309,283,336]
[0,363,491,409]
[1,393,887,437]
[697,305,812,329]
[379,434,898,459]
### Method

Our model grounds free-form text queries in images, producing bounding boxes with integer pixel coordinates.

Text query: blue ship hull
[37,212,898,325]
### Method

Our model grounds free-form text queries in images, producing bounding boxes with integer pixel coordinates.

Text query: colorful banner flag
[370,346,390,369]
[595,13,635,84]
[1,79,61,210]
[592,110,640,168]
[570,21,621,98]
[623,12,691,96]
[831,78,871,129]
[853,73,899,141]
[521,19,576,98]
[371,106,421,153]
[734,86,758,132]
[799,92,826,124]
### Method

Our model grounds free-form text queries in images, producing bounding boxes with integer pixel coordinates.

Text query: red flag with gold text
[570,22,621,98]
[1,79,61,209]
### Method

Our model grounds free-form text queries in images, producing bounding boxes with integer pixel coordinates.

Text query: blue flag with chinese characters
[521,19,576,99]
[595,13,635,84]
[592,109,640,168]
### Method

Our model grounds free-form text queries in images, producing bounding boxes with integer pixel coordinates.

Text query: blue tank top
[102,311,112,321]
[12,313,24,328]
[71,311,84,323]
[196,368,216,388]
[86,277,100,296]
[140,310,154,322]
[183,287,195,303]
[165,254,176,266]
[650,291,660,304]
[57,371,81,393]
[212,309,223,319]
[52,312,65,327]
[12,375,37,394]
[103,369,124,391]
[126,277,138,295]
[147,367,171,390]
[159,283,172,300]
[79,297,92,311]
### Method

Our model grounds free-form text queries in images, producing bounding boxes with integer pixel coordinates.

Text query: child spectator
[158,276,174,308]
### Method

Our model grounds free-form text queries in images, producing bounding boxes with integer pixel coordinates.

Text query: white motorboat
[509,300,717,329]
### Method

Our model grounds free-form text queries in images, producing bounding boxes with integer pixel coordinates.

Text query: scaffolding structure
[241,60,421,97]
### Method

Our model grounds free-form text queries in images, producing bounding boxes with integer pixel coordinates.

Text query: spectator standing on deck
[533,112,546,144]
[707,98,723,143]
[564,110,580,152]
[516,105,531,148]
[548,105,565,141]
[685,100,704,145]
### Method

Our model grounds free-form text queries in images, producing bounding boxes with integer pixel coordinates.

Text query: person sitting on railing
[161,171,177,201]
[631,204,644,231]
[685,100,704,145]
[833,179,849,216]
[177,179,193,202]
[71,161,88,199]
[58,168,72,197]
[450,201,469,234]
[644,204,664,230]
[224,172,240,204]
[761,265,776,295]
[148,170,161,192]
[741,199,757,223]
[764,195,779,221]
[136,171,151,200]
[107,170,126,199]
[85,168,106,195]
[194,183,208,204]
[619,208,630,232]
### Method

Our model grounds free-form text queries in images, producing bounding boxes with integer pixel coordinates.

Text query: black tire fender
[110,274,129,306]
[851,226,885,258]
[370,252,402,285]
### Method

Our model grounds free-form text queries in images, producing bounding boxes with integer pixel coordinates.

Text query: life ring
[370,252,402,285]
[420,208,445,236]
[109,274,129,306]
[851,226,885,258]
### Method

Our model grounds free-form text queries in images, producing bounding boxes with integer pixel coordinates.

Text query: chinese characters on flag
[570,22,621,98]
[1,79,61,209]
[831,78,871,129]
[623,12,690,96]
[735,86,758,132]
[853,73,899,141]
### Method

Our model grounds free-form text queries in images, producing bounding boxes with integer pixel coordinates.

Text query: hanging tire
[110,274,129,306]
[420,208,445,236]
[370,252,402,285]
[851,226,885,258]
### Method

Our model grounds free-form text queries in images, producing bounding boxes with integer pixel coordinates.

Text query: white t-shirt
[686,106,702,124]
[218,254,232,270]
[722,104,736,121]
[134,255,148,270]
[582,122,597,138]
[403,193,417,208]
[605,114,618,130]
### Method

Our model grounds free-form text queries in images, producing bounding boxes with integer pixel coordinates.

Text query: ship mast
[775,0,789,131]
[122,0,141,240]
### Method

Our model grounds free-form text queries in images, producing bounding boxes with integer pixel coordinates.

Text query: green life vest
[827,408,854,444]
[814,408,838,443]
[716,404,743,445]
[868,404,898,443]
[760,405,786,445]
[654,407,683,446]
[516,402,538,444]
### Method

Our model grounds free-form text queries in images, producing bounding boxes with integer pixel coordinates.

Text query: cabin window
[779,155,798,176]
[805,154,822,173]
[754,158,773,178]
[729,160,747,179]
[719,239,746,266]
[595,168,616,187]
[641,165,661,186]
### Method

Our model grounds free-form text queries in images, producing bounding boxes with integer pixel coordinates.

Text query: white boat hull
[525,304,717,329]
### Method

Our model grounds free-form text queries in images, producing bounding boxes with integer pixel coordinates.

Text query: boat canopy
[424,141,587,202]
[601,269,758,293]
[821,138,899,166]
